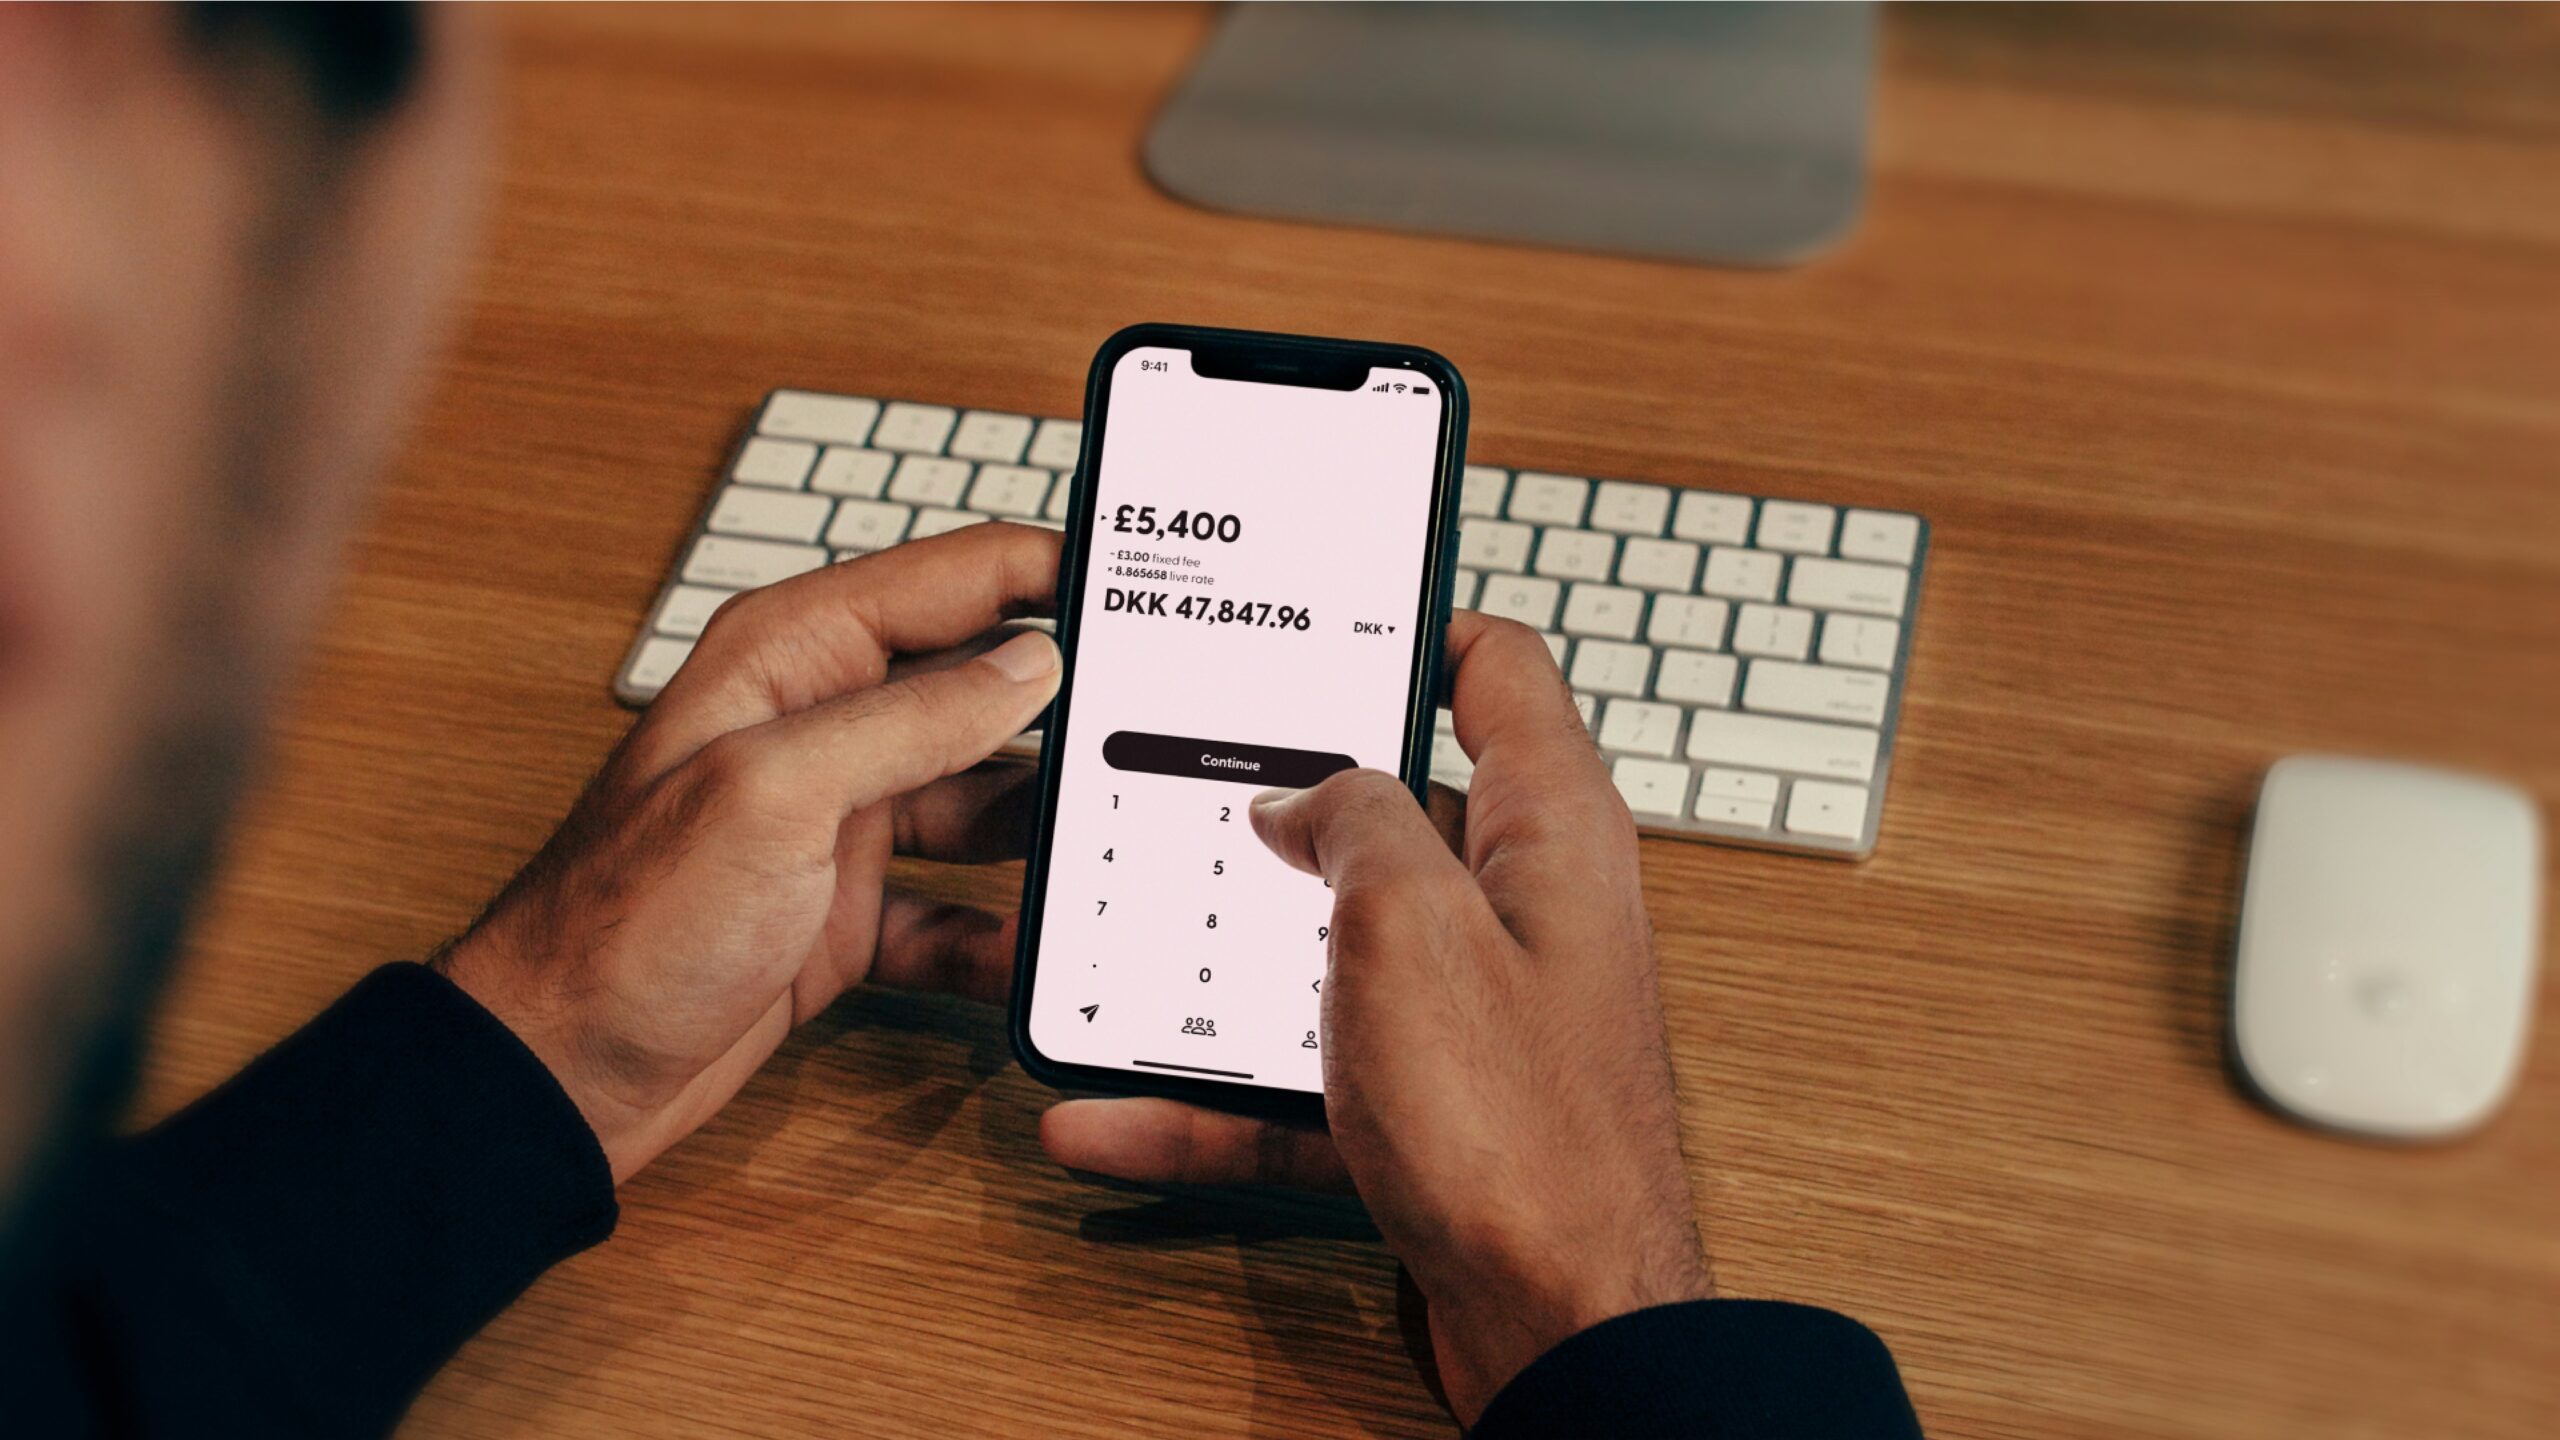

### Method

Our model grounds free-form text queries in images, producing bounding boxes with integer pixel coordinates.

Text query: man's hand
[1039,612,1714,1423]
[435,524,1063,1183]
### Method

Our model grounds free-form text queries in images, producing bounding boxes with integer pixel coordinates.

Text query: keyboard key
[825,499,912,551]
[1045,475,1074,521]
[1744,658,1890,725]
[1451,568,1481,609]
[1698,767,1780,803]
[1561,584,1644,640]
[653,584,734,639]
[1732,603,1814,660]
[810,446,896,498]
[1543,633,1569,667]
[1694,769,1779,828]
[1589,481,1670,535]
[968,464,1052,517]
[1598,699,1682,757]
[1785,780,1870,840]
[1654,650,1738,707]
[1756,500,1836,555]
[1027,419,1083,470]
[627,636,696,692]
[1702,547,1783,601]
[886,455,972,506]
[1477,574,1562,630]
[1459,517,1534,572]
[1569,639,1651,697]
[1673,491,1753,545]
[1840,510,1921,565]
[682,534,827,589]
[1460,465,1510,517]
[1509,472,1589,525]
[1788,555,1908,618]
[1616,537,1699,592]
[1819,613,1900,670]
[1611,756,1691,817]
[871,402,958,453]
[759,391,879,445]
[707,485,832,544]
[1686,710,1878,782]
[1574,692,1596,728]
[1648,595,1729,650]
[909,507,987,538]
[949,411,1034,464]
[1695,793,1775,829]
[732,437,817,489]
[1534,529,1616,581]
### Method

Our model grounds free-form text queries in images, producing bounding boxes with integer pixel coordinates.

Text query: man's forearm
[24,964,616,1436]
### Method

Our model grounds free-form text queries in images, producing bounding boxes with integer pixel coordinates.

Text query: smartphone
[1010,323,1469,1119]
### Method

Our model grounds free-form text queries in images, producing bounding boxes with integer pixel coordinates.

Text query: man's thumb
[1247,767,1448,886]
[734,628,1060,827]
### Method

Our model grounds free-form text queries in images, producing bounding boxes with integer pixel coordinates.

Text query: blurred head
[0,4,490,1263]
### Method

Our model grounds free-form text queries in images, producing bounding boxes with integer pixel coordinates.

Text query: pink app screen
[1026,346,1448,1093]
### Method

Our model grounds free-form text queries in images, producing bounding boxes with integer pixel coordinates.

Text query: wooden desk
[137,5,2559,1436]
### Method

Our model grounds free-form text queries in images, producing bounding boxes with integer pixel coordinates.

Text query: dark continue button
[1101,731,1356,788]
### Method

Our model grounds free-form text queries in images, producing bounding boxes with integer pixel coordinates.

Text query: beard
[0,148,340,1292]
[0,576,264,1294]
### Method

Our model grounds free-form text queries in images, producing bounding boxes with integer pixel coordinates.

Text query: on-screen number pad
[1077,767,1331,1068]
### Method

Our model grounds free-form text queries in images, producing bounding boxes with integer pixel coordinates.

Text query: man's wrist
[1425,1215,1716,1416]
[429,932,646,1184]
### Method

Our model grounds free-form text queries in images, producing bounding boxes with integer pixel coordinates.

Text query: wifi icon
[1393,383,1408,393]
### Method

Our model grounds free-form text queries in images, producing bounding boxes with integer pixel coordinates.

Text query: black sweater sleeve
[1470,1299,1922,1439]
[29,963,618,1438]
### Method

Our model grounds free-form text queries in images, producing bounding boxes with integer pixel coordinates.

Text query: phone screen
[1020,339,1457,1098]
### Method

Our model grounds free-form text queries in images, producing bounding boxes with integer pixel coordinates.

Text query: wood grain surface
[133,5,2559,1438]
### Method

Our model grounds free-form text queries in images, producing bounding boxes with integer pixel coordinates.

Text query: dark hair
[183,2,422,128]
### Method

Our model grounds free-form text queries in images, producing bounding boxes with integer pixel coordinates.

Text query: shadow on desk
[518,986,1443,1439]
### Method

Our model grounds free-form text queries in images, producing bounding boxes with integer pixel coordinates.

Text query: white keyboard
[617,390,1928,859]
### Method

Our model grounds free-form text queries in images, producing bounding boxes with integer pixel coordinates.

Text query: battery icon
[1411,384,1432,396]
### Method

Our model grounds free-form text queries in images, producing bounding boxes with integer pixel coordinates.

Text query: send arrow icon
[1078,1004,1099,1022]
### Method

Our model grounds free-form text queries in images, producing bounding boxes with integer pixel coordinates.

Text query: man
[0,7,1919,1436]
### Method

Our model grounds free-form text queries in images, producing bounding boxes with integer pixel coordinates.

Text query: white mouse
[2231,755,2544,1140]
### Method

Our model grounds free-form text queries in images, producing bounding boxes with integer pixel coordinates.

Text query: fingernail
[984,630,1059,683]
[1251,787,1301,812]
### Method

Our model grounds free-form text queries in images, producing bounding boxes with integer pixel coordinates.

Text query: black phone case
[1008,322,1470,1124]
